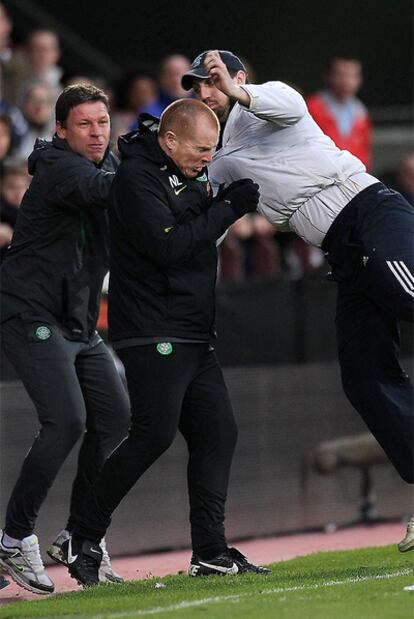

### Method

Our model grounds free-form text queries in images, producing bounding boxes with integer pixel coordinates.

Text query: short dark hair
[55,83,109,126]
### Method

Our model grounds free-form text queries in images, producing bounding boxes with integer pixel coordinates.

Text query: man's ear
[164,130,177,151]
[236,70,247,85]
[56,121,66,139]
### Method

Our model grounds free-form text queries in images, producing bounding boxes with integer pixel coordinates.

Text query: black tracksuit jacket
[108,126,241,342]
[0,136,118,341]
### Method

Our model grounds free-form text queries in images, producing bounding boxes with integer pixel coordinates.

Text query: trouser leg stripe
[397,260,414,287]
[393,261,414,290]
[386,261,414,297]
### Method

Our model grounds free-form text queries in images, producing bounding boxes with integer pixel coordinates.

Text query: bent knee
[59,416,86,442]
[129,423,176,456]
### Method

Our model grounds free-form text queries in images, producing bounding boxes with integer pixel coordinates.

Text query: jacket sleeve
[240,81,307,127]
[46,157,115,209]
[111,163,239,267]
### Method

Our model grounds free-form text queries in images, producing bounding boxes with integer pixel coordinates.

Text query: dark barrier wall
[1,360,412,559]
[2,274,412,377]
[215,274,413,366]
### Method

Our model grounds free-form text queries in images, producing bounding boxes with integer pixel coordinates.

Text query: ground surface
[0,543,412,618]
[0,523,414,619]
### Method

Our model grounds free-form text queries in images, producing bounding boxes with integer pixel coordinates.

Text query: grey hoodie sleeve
[240,81,307,127]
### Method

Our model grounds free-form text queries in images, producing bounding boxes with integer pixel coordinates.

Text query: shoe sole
[0,558,54,595]
[189,565,239,577]
[69,571,122,587]
[69,572,91,589]
[398,541,414,552]
[47,547,68,567]
[189,564,271,577]
[68,567,100,589]
[99,571,124,584]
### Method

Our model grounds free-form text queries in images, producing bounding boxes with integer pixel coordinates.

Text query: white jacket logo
[169,175,182,189]
[169,175,186,195]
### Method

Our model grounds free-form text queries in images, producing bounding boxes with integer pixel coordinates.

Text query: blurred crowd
[1,3,413,280]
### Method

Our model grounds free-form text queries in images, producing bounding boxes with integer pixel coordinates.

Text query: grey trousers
[1,315,130,539]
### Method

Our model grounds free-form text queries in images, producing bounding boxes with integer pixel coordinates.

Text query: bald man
[67,99,270,586]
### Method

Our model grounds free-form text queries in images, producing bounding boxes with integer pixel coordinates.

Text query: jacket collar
[50,135,112,168]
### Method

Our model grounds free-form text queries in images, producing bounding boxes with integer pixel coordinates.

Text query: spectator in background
[157,54,191,107]
[219,214,255,281]
[16,83,55,160]
[0,96,28,154]
[3,28,63,106]
[126,55,192,132]
[0,1,12,64]
[0,159,30,221]
[125,69,160,117]
[219,214,281,281]
[306,57,372,169]
[0,160,29,260]
[0,3,29,148]
[111,68,159,152]
[0,112,13,171]
[0,1,23,97]
[380,153,414,206]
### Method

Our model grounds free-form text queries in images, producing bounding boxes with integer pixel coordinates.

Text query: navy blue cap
[181,50,246,90]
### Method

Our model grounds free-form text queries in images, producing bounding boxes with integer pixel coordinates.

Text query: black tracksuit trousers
[75,343,238,558]
[323,184,414,483]
[1,316,130,539]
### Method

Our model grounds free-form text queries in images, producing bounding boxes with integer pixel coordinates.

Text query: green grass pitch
[0,545,413,619]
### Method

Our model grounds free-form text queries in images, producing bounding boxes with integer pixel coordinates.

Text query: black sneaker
[48,530,123,583]
[228,547,271,574]
[188,547,271,576]
[67,536,102,587]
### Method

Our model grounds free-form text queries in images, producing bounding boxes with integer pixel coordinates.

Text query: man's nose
[89,122,102,135]
[202,151,213,163]
[199,83,211,99]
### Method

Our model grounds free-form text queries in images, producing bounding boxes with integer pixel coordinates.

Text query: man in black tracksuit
[69,99,270,585]
[0,84,129,593]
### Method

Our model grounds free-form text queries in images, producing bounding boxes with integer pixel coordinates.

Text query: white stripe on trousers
[386,261,414,298]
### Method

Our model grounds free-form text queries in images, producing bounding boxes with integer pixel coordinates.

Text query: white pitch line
[34,569,413,619]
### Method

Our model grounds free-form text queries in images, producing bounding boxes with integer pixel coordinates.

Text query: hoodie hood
[117,113,165,165]
[28,136,67,175]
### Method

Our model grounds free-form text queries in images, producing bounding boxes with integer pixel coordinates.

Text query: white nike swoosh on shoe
[198,561,239,574]
[67,540,78,564]
[90,548,101,556]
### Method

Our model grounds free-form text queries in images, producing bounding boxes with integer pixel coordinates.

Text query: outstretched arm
[204,49,306,127]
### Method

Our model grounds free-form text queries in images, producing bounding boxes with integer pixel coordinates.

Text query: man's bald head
[158,99,219,179]
[159,98,219,139]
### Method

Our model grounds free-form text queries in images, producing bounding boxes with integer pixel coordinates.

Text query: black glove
[221,178,260,218]
[215,178,254,201]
